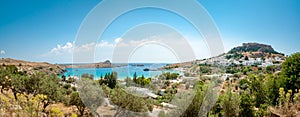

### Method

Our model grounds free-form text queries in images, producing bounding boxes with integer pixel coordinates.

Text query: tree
[239,79,250,90]
[239,91,254,117]
[10,72,66,111]
[39,74,66,111]
[81,73,94,80]
[244,56,249,61]
[98,78,105,85]
[158,72,179,80]
[265,74,283,105]
[266,65,275,74]
[9,74,24,99]
[250,75,267,107]
[140,75,145,86]
[220,87,240,117]
[0,66,11,92]
[107,72,117,89]
[61,75,66,82]
[125,77,133,87]
[100,73,103,79]
[281,52,300,94]
[76,78,105,116]
[70,92,86,116]
[0,65,21,93]
[100,72,117,89]
[133,72,137,84]
[110,88,153,116]
[179,81,208,117]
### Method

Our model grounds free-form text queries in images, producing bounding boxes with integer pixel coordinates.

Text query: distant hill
[229,43,280,54]
[228,43,284,58]
[0,58,65,75]
[60,60,126,68]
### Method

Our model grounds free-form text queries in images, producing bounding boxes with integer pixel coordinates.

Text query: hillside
[0,58,65,75]
[228,43,284,58]
[163,42,286,70]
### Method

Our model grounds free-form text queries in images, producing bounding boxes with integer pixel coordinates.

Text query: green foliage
[157,87,177,103]
[99,72,117,89]
[76,78,105,116]
[272,87,300,116]
[108,72,117,89]
[110,88,153,116]
[39,74,66,111]
[0,65,67,113]
[158,110,168,117]
[239,79,250,90]
[6,65,18,74]
[135,75,151,87]
[226,53,243,59]
[159,72,180,80]
[281,52,300,94]
[0,93,47,116]
[239,91,254,117]
[199,66,212,74]
[244,56,249,61]
[61,75,66,82]
[265,65,275,74]
[255,104,269,117]
[265,74,282,105]
[220,87,240,117]
[10,72,66,111]
[124,77,134,87]
[0,65,22,92]
[228,43,280,54]
[133,72,137,83]
[67,77,74,83]
[249,75,267,107]
[179,81,208,117]
[81,73,94,80]
[70,92,86,116]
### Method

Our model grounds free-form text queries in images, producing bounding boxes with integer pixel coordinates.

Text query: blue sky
[0,0,299,63]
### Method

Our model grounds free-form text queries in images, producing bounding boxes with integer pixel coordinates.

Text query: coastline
[61,63,182,80]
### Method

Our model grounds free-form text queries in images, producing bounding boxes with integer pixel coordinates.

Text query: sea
[62,63,181,80]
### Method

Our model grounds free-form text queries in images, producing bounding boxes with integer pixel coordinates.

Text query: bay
[63,63,180,80]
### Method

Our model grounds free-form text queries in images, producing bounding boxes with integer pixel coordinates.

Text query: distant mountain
[229,43,280,54]
[228,43,284,58]
[0,58,65,75]
[60,60,126,68]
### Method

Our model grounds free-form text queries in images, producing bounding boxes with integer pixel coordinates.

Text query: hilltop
[164,42,286,70]
[0,58,65,75]
[228,43,284,58]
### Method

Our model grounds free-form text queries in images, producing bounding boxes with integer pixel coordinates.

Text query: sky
[0,0,299,63]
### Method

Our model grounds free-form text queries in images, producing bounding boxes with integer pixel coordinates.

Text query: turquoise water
[63,63,180,79]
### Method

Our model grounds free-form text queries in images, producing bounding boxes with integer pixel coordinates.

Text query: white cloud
[74,42,96,52]
[114,38,123,43]
[0,50,5,54]
[49,42,73,55]
[96,40,114,47]
[42,36,214,63]
[45,41,116,57]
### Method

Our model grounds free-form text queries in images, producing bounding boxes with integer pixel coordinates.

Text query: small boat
[132,64,145,67]
[143,68,150,71]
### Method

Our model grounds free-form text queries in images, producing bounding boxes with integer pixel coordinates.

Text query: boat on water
[143,68,150,71]
[131,64,145,67]
[143,68,159,71]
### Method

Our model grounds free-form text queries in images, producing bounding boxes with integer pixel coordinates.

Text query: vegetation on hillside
[228,43,282,55]
[0,52,299,116]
